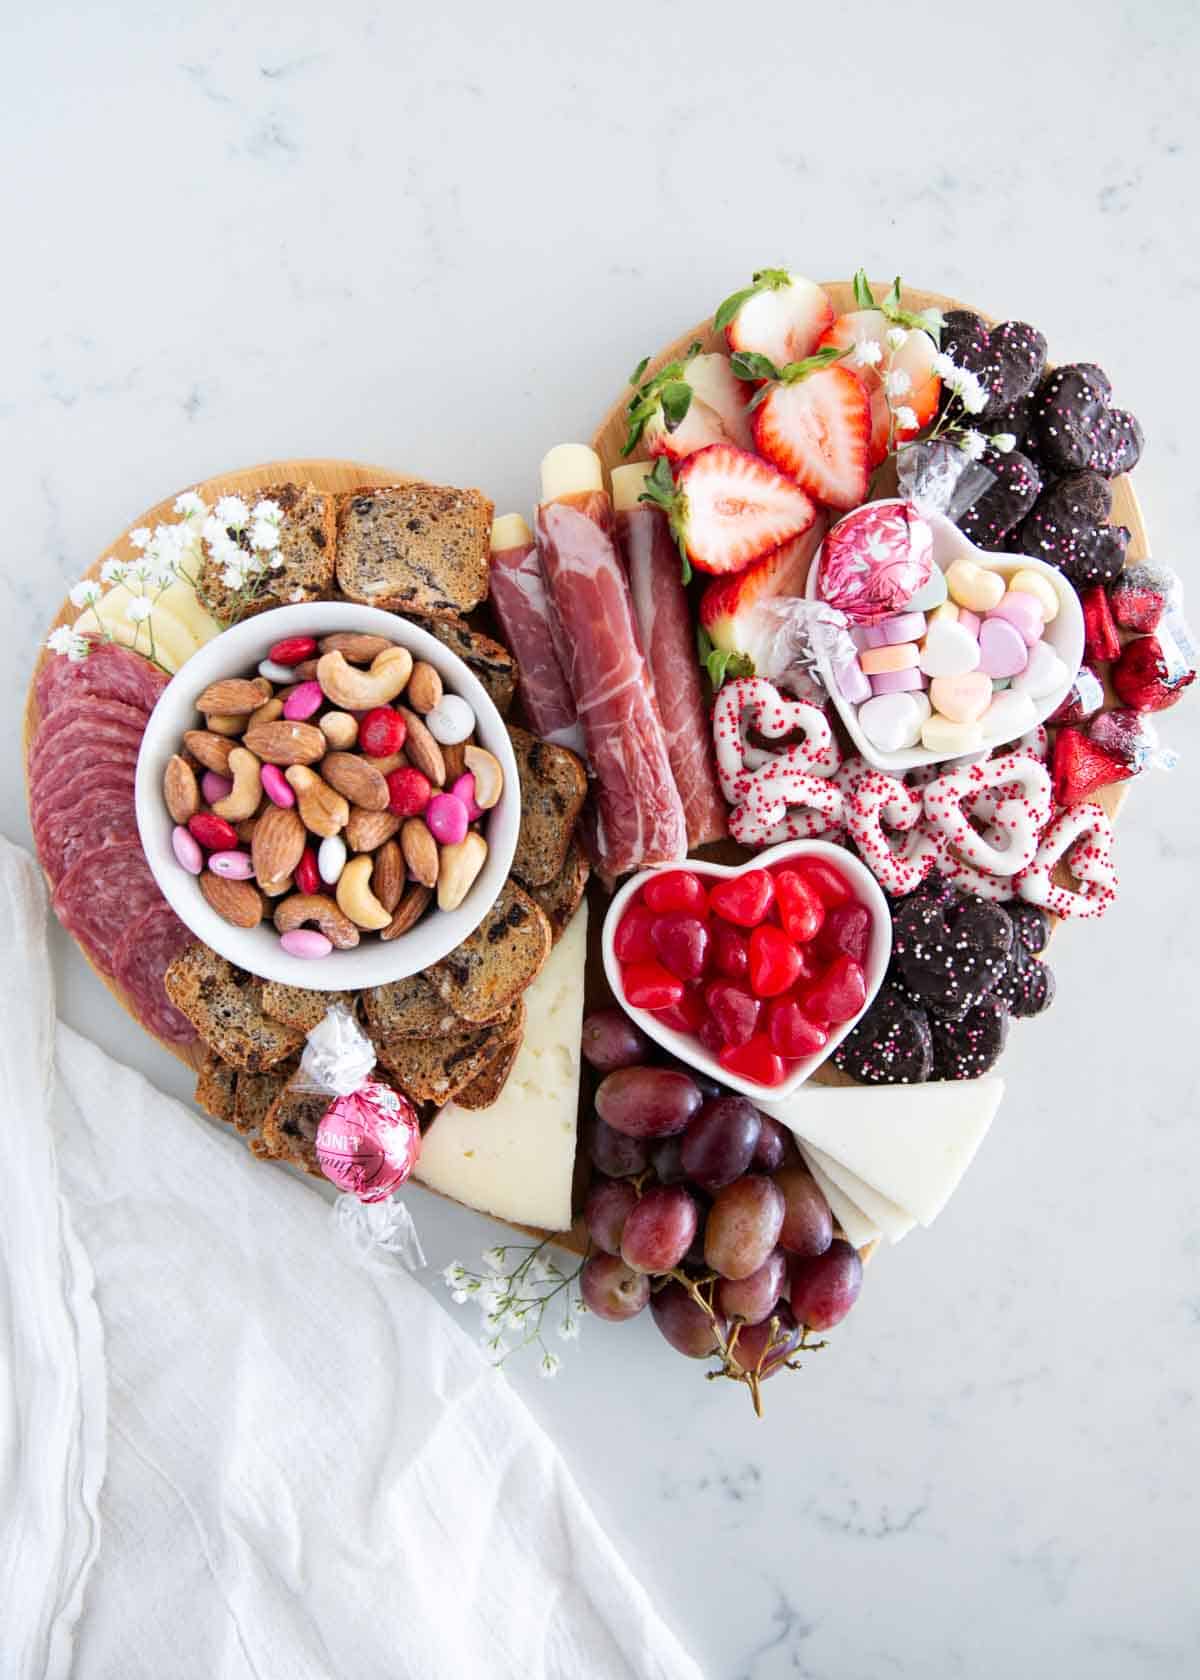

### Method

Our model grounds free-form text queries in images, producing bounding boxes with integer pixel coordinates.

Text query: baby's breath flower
[128,527,152,551]
[213,494,249,530]
[957,372,988,415]
[451,1289,470,1305]
[851,339,883,369]
[442,1262,467,1287]
[539,1352,561,1380]
[482,1247,507,1272]
[126,596,154,623]
[990,432,1017,454]
[483,1338,510,1364]
[893,405,919,433]
[932,351,958,383]
[252,498,283,527]
[99,557,128,585]
[557,1315,580,1342]
[250,519,280,552]
[69,579,102,608]
[47,625,90,661]
[885,326,908,351]
[173,491,208,522]
[884,368,912,398]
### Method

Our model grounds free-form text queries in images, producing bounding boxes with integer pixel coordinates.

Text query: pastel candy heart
[881,611,927,644]
[980,688,1038,742]
[957,609,981,638]
[988,590,1044,646]
[858,692,928,752]
[1009,567,1059,622]
[977,617,1029,679]
[920,715,983,756]
[919,618,981,678]
[945,557,1006,614]
[903,567,948,613]
[853,625,889,649]
[928,601,959,626]
[860,642,919,675]
[869,666,927,695]
[833,650,871,703]
[1010,639,1068,699]
[929,670,993,724]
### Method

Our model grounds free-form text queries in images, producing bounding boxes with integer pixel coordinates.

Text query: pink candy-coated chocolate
[261,763,296,807]
[450,773,483,823]
[172,824,203,874]
[201,770,234,804]
[282,680,324,721]
[280,928,333,958]
[978,618,1029,679]
[315,1081,421,1202]
[208,850,255,879]
[881,611,927,645]
[869,667,926,695]
[817,501,935,625]
[988,590,1044,646]
[425,791,469,846]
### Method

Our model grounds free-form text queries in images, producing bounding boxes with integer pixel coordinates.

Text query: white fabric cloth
[0,838,701,1680]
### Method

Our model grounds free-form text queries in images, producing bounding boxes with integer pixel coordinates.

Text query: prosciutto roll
[534,445,686,881]
[488,515,585,755]
[612,463,727,849]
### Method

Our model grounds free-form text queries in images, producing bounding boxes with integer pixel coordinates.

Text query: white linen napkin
[0,837,701,1680]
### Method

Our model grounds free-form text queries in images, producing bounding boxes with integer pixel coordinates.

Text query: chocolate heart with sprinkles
[957,447,1043,550]
[941,310,1049,419]
[1034,362,1144,477]
[891,885,1015,1021]
[1019,470,1130,588]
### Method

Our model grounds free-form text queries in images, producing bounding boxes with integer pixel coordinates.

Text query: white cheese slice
[414,904,586,1231]
[802,1142,916,1244]
[797,1147,881,1249]
[75,586,198,673]
[154,577,223,646]
[764,1077,1004,1228]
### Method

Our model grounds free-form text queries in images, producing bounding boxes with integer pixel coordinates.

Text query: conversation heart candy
[928,600,959,626]
[881,612,927,645]
[978,617,1029,679]
[945,557,1006,613]
[869,667,926,695]
[980,688,1038,742]
[1011,639,1068,699]
[920,715,984,756]
[860,642,919,675]
[957,609,981,638]
[1009,567,1060,622]
[929,670,993,724]
[858,691,929,752]
[988,590,1045,646]
[852,625,889,650]
[919,618,981,678]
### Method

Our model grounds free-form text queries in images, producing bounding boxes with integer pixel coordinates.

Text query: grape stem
[664,1267,826,1418]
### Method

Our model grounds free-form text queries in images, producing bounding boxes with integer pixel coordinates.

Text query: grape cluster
[578,1008,863,1410]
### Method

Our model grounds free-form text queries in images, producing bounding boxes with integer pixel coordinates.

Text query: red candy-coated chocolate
[766,996,829,1058]
[709,869,775,929]
[773,869,825,944]
[614,902,657,963]
[360,706,407,759]
[705,982,761,1048]
[315,1080,421,1202]
[654,986,708,1036]
[187,811,239,851]
[649,913,710,982]
[1081,585,1121,663]
[1111,634,1196,713]
[804,955,867,1025]
[1051,725,1136,806]
[642,870,708,916]
[748,924,803,998]
[623,960,684,1011]
[793,858,854,908]
[268,635,318,666]
[386,766,432,818]
[718,1034,786,1087]
[295,846,320,895]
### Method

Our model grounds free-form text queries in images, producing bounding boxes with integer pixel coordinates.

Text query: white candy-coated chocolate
[490,513,531,552]
[318,833,347,885]
[425,693,476,745]
[258,658,296,683]
[540,443,604,502]
[610,461,653,513]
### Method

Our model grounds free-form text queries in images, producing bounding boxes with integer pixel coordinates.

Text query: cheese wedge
[764,1077,1004,1228]
[414,904,586,1231]
[74,577,222,675]
[802,1143,916,1244]
[797,1147,881,1249]
[154,577,223,646]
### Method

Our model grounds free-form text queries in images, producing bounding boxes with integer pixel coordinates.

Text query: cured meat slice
[488,516,585,754]
[29,696,148,770]
[30,739,140,798]
[616,500,727,849]
[35,641,168,719]
[53,842,161,975]
[112,903,199,1046]
[32,792,141,884]
[534,448,687,881]
[30,764,136,826]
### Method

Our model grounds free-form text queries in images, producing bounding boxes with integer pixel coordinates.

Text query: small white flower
[482,1247,507,1272]
[483,1338,510,1364]
[442,1262,467,1287]
[958,430,988,461]
[69,579,102,608]
[991,432,1017,454]
[893,405,919,433]
[932,351,958,382]
[99,557,128,585]
[250,519,280,552]
[538,1351,561,1380]
[482,1311,506,1336]
[213,494,249,530]
[147,564,178,591]
[124,557,156,585]
[128,527,152,551]
[851,339,883,369]
[270,555,285,570]
[557,1315,580,1342]
[48,625,80,655]
[957,372,988,415]
[252,498,283,527]
[173,491,208,522]
[885,326,908,351]
[505,1308,528,1331]
[451,1289,470,1305]
[125,596,154,622]
[884,368,912,398]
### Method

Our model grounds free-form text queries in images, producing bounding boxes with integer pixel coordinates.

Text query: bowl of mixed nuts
[134,601,521,988]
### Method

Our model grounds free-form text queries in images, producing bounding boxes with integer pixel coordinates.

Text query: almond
[380,884,432,940]
[242,719,326,766]
[273,893,360,949]
[398,707,445,786]
[345,806,401,852]
[320,751,390,812]
[163,754,199,824]
[195,677,270,715]
[292,658,321,680]
[251,804,307,885]
[285,767,350,838]
[199,873,264,929]
[441,740,468,781]
[319,632,395,665]
[371,839,404,912]
[184,729,236,774]
[259,873,295,898]
[234,816,259,844]
[400,817,439,888]
[362,750,406,776]
[406,660,444,714]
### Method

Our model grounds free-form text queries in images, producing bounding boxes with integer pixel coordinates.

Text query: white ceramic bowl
[135,601,521,989]
[806,503,1084,773]
[600,840,892,1102]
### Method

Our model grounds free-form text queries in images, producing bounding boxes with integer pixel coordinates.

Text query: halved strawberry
[698,515,828,670]
[715,269,834,368]
[817,273,943,465]
[624,348,753,461]
[750,360,872,510]
[640,446,818,577]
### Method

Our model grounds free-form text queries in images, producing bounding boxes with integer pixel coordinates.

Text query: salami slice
[53,842,161,975]
[30,740,141,799]
[36,643,168,719]
[32,794,141,884]
[112,903,198,1046]
[29,698,148,777]
[30,764,136,826]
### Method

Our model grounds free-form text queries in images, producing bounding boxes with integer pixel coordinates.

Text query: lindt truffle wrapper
[896,437,998,523]
[816,500,935,624]
[316,1081,421,1203]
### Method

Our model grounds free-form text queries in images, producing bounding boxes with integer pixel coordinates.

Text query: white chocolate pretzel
[923,751,1053,879]
[712,676,836,804]
[729,764,845,848]
[845,769,946,896]
[1016,802,1117,920]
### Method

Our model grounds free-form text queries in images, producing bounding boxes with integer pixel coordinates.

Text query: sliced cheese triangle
[75,585,200,674]
[802,1142,916,1244]
[797,1147,880,1249]
[765,1077,1004,1227]
[414,904,586,1231]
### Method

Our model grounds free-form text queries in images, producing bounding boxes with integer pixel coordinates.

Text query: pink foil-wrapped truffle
[817,501,935,625]
[315,1080,421,1202]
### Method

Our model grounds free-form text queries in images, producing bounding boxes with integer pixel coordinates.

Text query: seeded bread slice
[261,983,357,1034]
[362,972,465,1040]
[255,1073,330,1177]
[197,482,336,623]
[373,1000,524,1106]
[164,944,305,1071]
[425,880,551,1024]
[234,1057,300,1136]
[527,839,590,943]
[195,1050,237,1124]
[411,615,516,715]
[508,725,588,888]
[335,483,492,619]
[451,1029,523,1110]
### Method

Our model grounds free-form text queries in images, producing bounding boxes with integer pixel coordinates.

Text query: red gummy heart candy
[815,905,872,964]
[773,869,825,943]
[622,961,684,1011]
[1111,634,1196,713]
[792,943,824,983]
[614,903,657,963]
[710,869,775,929]
[709,920,750,982]
[1081,585,1121,663]
[748,924,803,998]
[649,913,709,982]
[654,985,708,1036]
[795,858,854,907]
[804,955,867,1025]
[1049,663,1106,726]
[643,870,709,916]
[705,982,761,1048]
[718,1033,787,1087]
[1051,726,1135,806]
[766,997,829,1058]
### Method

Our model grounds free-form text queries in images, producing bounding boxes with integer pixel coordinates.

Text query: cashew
[319,710,359,750]
[212,746,263,821]
[335,855,393,931]
[437,832,489,911]
[248,695,284,728]
[284,766,350,838]
[273,893,360,949]
[462,744,504,809]
[205,712,244,737]
[316,646,413,711]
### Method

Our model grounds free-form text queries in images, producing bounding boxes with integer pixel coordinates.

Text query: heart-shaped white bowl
[600,839,892,1101]
[805,502,1084,773]
[135,601,520,990]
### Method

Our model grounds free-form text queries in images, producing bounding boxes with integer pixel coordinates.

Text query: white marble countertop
[5,2,1199,1674]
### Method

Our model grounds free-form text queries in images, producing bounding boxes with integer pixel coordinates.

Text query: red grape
[650,1280,726,1357]
[704,1175,785,1280]
[581,1008,651,1072]
[680,1095,762,1189]
[790,1238,863,1329]
[585,1114,648,1178]
[727,1305,801,1378]
[580,1253,651,1321]
[584,1178,639,1255]
[751,1114,792,1173]
[649,1134,688,1184]
[594,1066,703,1138]
[716,1249,787,1326]
[774,1165,833,1257]
[620,1185,699,1273]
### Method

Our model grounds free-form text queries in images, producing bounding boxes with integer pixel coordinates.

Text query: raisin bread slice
[335,483,493,618]
[425,881,551,1023]
[164,945,304,1071]
[197,482,336,622]
[508,726,588,888]
[411,614,516,714]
